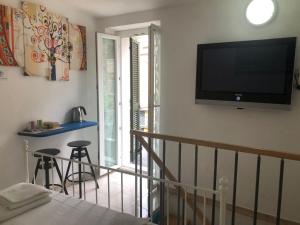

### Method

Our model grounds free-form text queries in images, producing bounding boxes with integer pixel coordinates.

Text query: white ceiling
[59,0,195,18]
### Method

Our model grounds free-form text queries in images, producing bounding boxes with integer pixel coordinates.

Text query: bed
[1,192,151,225]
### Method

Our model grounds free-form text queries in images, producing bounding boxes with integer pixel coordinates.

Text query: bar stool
[64,140,99,198]
[32,148,63,190]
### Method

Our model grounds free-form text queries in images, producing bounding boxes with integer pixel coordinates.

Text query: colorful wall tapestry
[22,2,70,81]
[69,23,87,71]
[0,2,87,81]
[0,5,24,67]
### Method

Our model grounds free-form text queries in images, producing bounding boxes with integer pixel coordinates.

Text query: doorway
[97,23,161,173]
[121,34,149,171]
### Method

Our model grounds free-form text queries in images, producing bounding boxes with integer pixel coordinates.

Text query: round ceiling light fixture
[246,0,277,26]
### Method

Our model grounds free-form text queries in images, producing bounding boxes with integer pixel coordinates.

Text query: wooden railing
[131,130,300,225]
[132,130,300,161]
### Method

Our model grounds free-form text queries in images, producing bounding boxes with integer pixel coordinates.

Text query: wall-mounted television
[195,37,297,105]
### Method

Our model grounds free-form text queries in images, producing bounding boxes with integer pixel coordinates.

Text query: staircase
[132,130,300,225]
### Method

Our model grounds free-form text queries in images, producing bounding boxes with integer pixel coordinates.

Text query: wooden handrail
[131,130,300,161]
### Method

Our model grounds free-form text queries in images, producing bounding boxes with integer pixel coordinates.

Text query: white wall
[96,0,300,222]
[0,0,98,189]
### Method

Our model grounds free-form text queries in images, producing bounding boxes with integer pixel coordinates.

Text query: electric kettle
[71,106,87,122]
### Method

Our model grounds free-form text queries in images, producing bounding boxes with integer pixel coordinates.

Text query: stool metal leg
[84,148,99,188]
[44,159,50,189]
[64,149,75,195]
[78,149,82,199]
[32,159,41,184]
[54,159,63,184]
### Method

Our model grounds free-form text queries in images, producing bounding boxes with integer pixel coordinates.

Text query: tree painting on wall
[0,1,87,81]
[47,12,70,81]
[22,2,70,81]
[0,5,24,67]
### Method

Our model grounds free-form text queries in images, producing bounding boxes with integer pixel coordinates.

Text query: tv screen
[196,37,297,105]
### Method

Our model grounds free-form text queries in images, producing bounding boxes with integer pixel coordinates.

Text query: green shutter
[130,38,141,162]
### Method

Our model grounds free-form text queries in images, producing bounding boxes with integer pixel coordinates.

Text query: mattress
[1,192,153,225]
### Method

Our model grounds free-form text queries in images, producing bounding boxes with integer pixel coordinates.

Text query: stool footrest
[65,172,95,183]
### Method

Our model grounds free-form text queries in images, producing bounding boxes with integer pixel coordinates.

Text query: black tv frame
[195,37,297,105]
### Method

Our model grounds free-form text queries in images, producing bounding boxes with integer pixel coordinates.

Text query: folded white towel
[0,196,51,222]
[0,183,50,209]
[6,192,50,210]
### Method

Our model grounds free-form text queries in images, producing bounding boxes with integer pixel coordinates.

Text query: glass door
[148,24,161,157]
[97,33,121,168]
[148,24,161,136]
[148,24,161,214]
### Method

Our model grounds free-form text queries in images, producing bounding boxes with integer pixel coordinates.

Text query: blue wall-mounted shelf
[18,121,98,138]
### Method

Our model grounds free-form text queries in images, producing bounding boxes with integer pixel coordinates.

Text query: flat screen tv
[196,37,297,105]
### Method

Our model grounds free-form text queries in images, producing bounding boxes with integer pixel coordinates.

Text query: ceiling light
[246,0,277,26]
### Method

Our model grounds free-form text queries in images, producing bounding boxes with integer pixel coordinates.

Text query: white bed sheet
[1,192,153,225]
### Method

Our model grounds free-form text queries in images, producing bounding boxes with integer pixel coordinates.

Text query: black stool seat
[67,141,91,148]
[34,148,60,158]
